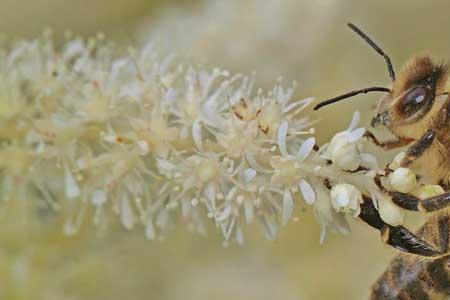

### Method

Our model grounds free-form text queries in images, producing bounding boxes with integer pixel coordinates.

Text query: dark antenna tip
[346,22,396,82]
[314,23,395,110]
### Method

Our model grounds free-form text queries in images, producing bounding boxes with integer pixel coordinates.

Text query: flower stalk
[0,34,432,244]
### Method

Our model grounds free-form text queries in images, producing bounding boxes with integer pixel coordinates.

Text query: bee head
[314,23,449,140]
[372,56,448,138]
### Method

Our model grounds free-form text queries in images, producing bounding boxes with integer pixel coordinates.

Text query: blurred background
[1,1,450,299]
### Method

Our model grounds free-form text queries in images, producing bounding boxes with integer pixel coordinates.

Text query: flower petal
[347,127,365,143]
[347,111,360,132]
[282,189,294,225]
[192,120,203,151]
[299,179,316,205]
[65,167,80,199]
[298,137,316,161]
[120,195,135,230]
[277,120,289,156]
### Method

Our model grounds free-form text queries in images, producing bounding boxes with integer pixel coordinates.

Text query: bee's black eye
[400,86,432,116]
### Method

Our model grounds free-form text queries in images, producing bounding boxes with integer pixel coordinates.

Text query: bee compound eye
[400,86,431,116]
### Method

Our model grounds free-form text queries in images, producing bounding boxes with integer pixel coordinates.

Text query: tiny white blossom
[378,196,405,226]
[282,189,294,226]
[325,112,366,171]
[330,184,362,217]
[388,167,417,193]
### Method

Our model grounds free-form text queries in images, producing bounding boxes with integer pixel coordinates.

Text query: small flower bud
[412,184,445,199]
[330,184,362,217]
[378,197,405,226]
[388,167,417,193]
[327,132,362,171]
[331,143,362,171]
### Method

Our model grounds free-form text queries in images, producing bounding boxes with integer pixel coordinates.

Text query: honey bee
[315,23,450,299]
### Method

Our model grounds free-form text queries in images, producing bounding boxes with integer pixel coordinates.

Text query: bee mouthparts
[371,111,391,127]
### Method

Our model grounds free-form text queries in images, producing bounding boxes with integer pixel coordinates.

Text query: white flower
[169,67,231,148]
[331,143,361,171]
[313,185,350,244]
[378,196,405,226]
[326,111,367,171]
[388,167,417,193]
[0,32,394,244]
[215,117,260,158]
[330,184,363,217]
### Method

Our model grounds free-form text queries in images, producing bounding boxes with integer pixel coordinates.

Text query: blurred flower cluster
[1,32,425,245]
[142,0,340,87]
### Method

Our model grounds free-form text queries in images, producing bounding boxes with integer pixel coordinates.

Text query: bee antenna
[347,23,396,82]
[314,87,391,110]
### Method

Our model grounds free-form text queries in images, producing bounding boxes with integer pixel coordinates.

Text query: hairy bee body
[314,23,450,300]
[368,56,450,299]
[370,58,450,297]
[371,214,450,300]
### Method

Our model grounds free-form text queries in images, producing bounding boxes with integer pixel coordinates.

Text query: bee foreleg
[363,130,414,150]
[381,225,444,257]
[359,195,444,257]
[389,191,420,211]
[359,195,386,230]
[399,129,436,167]
[390,190,450,213]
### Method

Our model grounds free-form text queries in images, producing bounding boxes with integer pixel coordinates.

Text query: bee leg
[399,129,436,167]
[359,196,443,257]
[390,190,450,213]
[380,225,444,257]
[359,195,386,230]
[363,130,414,150]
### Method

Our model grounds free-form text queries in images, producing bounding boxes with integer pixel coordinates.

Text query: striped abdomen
[371,214,450,300]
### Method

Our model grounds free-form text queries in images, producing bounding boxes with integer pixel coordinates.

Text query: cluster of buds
[387,152,444,198]
[318,112,378,222]
[367,151,445,226]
